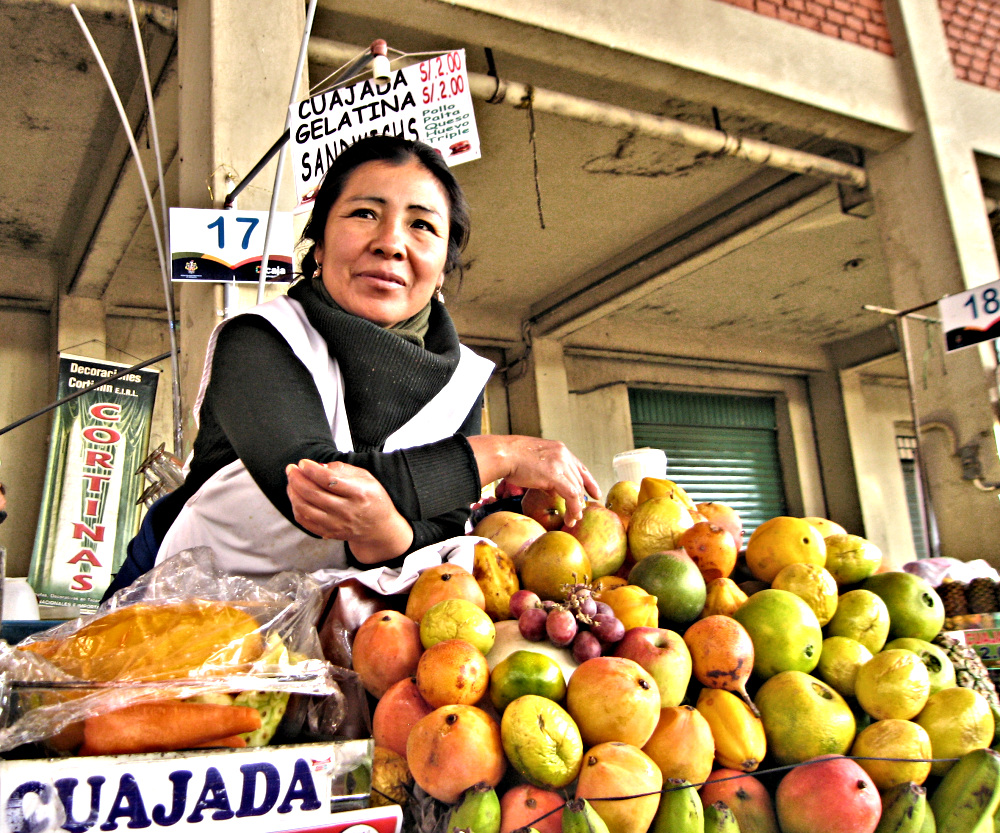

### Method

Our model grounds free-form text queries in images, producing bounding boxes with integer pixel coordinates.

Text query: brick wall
[713,0,1000,90]
[712,0,894,54]
[941,0,1000,89]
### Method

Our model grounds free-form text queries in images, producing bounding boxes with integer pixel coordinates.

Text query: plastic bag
[0,547,351,753]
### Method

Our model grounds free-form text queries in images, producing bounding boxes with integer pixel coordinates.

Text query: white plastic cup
[613,448,668,483]
[2,577,40,620]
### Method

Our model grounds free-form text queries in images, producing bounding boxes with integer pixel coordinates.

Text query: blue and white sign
[0,741,400,833]
[169,208,295,283]
[939,279,1000,352]
[289,50,480,212]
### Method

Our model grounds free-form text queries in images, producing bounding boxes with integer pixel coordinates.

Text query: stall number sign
[290,49,480,211]
[939,279,1000,352]
[169,207,294,283]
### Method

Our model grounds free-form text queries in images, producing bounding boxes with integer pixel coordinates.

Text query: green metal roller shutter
[628,389,787,536]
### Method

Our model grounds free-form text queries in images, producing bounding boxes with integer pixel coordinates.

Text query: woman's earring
[313,265,322,278]
[435,285,445,304]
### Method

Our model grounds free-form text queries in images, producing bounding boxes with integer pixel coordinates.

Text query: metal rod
[0,352,171,438]
[863,303,940,323]
[897,316,939,558]
[257,0,320,306]
[70,5,183,452]
[223,130,289,209]
[126,0,183,456]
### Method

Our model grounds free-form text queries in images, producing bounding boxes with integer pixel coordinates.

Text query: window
[896,435,931,560]
[629,389,787,536]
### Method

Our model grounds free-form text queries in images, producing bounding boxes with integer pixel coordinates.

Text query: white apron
[156,296,494,584]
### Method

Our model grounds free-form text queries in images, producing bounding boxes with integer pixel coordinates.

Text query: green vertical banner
[29,354,160,610]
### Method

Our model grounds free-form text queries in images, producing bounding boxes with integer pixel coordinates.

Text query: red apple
[613,626,693,708]
[565,503,628,578]
[520,488,567,531]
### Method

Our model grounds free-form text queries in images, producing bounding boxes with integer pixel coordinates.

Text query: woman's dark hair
[299,135,470,280]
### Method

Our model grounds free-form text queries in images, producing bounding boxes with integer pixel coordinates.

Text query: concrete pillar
[868,1,1000,562]
[807,369,864,535]
[175,0,305,454]
[56,295,106,360]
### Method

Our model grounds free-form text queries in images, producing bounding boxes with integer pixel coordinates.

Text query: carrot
[189,735,248,749]
[80,699,261,756]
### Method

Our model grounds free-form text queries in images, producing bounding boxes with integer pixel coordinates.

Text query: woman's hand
[285,459,414,563]
[467,435,602,527]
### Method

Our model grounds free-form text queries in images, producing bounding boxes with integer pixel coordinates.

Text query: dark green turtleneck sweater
[154,279,485,567]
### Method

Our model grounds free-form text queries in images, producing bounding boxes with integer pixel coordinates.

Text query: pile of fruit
[353,477,1000,833]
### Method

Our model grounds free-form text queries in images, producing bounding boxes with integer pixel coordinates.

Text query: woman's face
[314,158,451,326]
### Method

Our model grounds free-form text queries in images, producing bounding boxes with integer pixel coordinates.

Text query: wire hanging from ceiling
[70,2,183,452]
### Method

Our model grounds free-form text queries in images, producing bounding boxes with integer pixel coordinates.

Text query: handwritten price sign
[420,52,467,104]
[289,49,480,211]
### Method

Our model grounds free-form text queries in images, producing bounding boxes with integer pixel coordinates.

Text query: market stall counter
[0,549,400,833]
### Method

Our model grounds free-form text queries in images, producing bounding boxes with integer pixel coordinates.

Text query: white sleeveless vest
[155,296,495,584]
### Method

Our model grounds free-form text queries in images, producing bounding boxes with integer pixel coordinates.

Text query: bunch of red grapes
[509,584,626,663]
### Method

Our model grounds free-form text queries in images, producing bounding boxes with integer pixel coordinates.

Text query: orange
[732,588,822,679]
[605,480,640,528]
[825,589,890,653]
[501,694,584,789]
[815,635,872,698]
[415,638,489,708]
[419,598,495,653]
[753,671,856,765]
[489,649,566,711]
[850,718,932,790]
[801,516,846,538]
[628,550,706,626]
[770,563,838,626]
[744,516,826,584]
[854,648,931,721]
[823,534,882,586]
[915,686,994,776]
[863,572,945,642]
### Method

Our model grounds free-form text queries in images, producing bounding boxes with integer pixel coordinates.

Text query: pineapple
[932,632,1000,720]
[939,579,970,618]
[967,577,998,614]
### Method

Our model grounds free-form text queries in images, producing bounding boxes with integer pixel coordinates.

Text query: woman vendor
[105,135,599,597]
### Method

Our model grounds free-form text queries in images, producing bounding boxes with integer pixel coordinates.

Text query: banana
[648,778,704,833]
[561,798,610,833]
[920,802,935,833]
[446,781,501,833]
[930,748,1000,833]
[704,799,742,833]
[875,782,926,833]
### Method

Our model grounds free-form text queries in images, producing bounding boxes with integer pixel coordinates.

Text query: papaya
[696,687,767,772]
